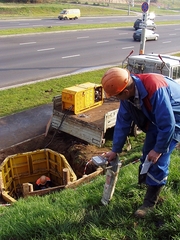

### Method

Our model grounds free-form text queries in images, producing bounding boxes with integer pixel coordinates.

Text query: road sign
[141,2,149,13]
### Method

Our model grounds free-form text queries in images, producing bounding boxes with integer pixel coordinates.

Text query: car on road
[133,18,156,30]
[133,29,159,41]
[58,9,80,20]
[148,12,155,20]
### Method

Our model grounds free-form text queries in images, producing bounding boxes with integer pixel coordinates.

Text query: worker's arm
[150,86,175,154]
[105,102,132,161]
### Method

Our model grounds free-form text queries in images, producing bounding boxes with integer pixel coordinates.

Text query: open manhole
[0,132,109,203]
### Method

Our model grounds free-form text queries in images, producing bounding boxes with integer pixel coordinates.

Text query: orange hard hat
[101,67,130,98]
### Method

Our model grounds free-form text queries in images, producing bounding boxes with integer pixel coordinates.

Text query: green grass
[0,133,180,240]
[0,68,109,117]
[0,0,179,20]
[0,2,132,18]
[0,23,133,36]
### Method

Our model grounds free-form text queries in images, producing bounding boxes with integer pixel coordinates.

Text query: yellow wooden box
[0,149,77,202]
[62,82,103,114]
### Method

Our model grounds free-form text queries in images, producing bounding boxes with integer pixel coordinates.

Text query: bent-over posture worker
[101,67,180,218]
[35,175,52,190]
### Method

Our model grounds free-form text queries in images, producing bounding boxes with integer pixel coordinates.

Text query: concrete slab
[0,104,53,150]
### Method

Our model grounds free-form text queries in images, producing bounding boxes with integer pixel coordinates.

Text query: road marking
[20,42,36,45]
[175,28,180,30]
[19,23,29,26]
[62,54,80,59]
[37,48,55,52]
[162,41,171,44]
[169,33,176,36]
[119,33,128,35]
[77,36,89,39]
[32,25,43,27]
[97,41,109,44]
[122,46,134,49]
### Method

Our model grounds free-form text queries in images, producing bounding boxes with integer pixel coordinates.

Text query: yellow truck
[58,9,80,20]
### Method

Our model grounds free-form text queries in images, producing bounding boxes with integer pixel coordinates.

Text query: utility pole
[128,2,130,16]
[128,0,134,16]
[131,0,134,7]
[139,0,150,55]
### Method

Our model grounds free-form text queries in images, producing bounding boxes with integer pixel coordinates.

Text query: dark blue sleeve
[150,86,175,153]
[112,101,133,153]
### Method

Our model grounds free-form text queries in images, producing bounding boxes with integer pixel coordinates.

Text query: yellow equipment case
[62,82,103,114]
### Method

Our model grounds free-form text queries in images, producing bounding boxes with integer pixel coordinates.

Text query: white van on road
[58,9,80,20]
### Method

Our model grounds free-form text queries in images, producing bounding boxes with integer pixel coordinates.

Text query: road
[0,16,141,29]
[0,15,180,29]
[1,24,180,89]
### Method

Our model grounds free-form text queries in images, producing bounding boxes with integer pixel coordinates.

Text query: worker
[101,67,180,218]
[35,175,52,190]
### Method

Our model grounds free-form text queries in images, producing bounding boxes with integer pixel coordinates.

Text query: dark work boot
[138,164,147,185]
[135,185,163,218]
[138,173,147,185]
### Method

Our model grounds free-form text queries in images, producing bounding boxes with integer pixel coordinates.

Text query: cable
[44,105,73,148]
[83,159,92,175]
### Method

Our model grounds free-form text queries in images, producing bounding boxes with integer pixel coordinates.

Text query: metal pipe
[139,0,151,55]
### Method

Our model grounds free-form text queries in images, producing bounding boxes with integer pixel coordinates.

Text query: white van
[58,9,80,20]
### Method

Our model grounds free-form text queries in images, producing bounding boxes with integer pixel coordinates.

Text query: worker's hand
[147,150,162,164]
[103,151,117,162]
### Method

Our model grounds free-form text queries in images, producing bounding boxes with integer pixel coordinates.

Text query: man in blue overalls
[101,67,180,218]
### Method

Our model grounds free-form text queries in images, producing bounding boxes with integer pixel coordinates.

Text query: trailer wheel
[129,122,140,137]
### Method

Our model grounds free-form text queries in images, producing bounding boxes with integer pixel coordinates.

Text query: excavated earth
[0,132,111,177]
[0,131,111,204]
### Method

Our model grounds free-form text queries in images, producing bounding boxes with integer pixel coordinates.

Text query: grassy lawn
[0,133,180,240]
[0,2,133,18]
[0,0,179,19]
[0,68,109,117]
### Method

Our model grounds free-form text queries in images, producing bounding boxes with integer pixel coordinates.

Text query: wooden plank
[2,191,16,203]
[65,168,104,189]
[26,185,65,197]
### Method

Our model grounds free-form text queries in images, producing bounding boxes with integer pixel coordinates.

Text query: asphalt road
[0,15,180,29]
[0,103,52,150]
[1,22,180,89]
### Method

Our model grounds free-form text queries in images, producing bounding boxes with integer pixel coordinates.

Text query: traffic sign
[141,2,149,13]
